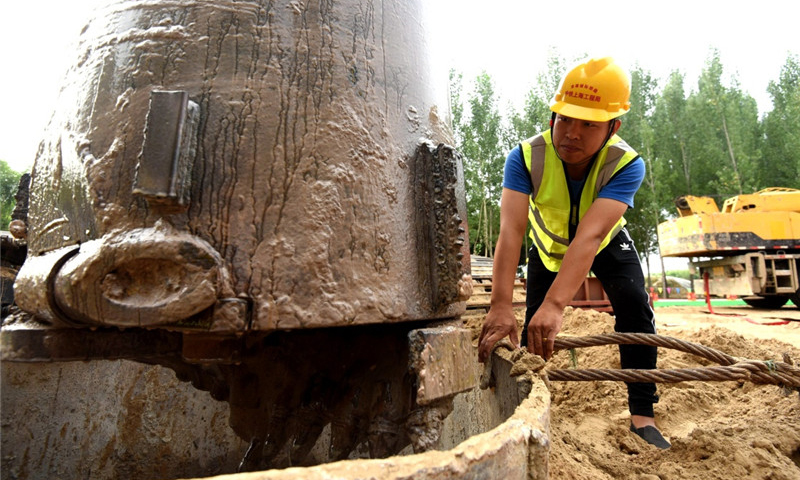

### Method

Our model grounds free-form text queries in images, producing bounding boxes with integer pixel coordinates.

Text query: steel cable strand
[547,365,753,383]
[547,333,800,390]
[734,359,800,388]
[554,333,737,365]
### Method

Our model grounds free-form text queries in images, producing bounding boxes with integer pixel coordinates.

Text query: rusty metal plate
[408,325,476,405]
[0,327,182,363]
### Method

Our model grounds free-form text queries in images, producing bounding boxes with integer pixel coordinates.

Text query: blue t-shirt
[502,143,645,208]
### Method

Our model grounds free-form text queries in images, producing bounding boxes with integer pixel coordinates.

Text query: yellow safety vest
[521,131,639,272]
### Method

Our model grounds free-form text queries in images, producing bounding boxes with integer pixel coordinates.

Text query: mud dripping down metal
[20,0,466,330]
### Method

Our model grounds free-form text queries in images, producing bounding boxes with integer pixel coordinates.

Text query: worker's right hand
[477,306,520,363]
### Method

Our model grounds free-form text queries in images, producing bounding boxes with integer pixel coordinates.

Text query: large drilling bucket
[14,0,468,330]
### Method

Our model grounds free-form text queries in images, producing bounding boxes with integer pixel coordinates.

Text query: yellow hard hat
[550,57,631,122]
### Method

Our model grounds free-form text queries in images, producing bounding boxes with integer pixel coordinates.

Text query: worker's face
[552,114,619,166]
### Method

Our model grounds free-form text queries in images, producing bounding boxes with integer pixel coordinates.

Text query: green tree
[761,53,800,189]
[652,70,692,200]
[448,69,466,143]
[620,65,662,284]
[685,51,731,196]
[0,160,22,230]
[449,71,506,256]
[714,76,761,194]
[684,50,761,198]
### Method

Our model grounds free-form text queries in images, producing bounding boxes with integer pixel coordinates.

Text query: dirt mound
[469,306,800,479]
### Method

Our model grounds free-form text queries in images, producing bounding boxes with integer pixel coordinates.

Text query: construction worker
[477,57,670,449]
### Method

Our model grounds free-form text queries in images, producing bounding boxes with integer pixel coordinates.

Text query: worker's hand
[527,300,564,361]
[478,306,520,363]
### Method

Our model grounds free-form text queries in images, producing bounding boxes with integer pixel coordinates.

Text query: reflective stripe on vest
[521,130,639,272]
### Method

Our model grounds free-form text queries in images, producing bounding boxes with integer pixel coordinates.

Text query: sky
[1,0,798,174]
[425,0,798,114]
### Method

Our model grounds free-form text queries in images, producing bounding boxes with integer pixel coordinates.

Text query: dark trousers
[523,228,659,417]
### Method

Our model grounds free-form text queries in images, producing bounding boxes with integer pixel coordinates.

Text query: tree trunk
[680,139,691,195]
[660,250,668,299]
[482,197,490,258]
[488,207,494,257]
[721,114,743,195]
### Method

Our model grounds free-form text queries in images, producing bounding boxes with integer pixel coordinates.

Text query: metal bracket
[134,90,199,210]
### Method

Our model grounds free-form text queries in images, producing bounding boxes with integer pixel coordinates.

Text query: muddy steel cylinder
[16,0,470,330]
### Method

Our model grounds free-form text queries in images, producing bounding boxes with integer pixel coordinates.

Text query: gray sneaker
[630,423,671,449]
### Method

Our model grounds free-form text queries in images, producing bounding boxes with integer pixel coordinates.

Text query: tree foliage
[448,50,800,268]
[622,65,661,280]
[449,70,505,256]
[652,71,692,197]
[505,52,568,147]
[685,50,762,197]
[0,160,22,230]
[761,54,800,188]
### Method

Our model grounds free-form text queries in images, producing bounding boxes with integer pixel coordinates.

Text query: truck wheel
[742,296,789,309]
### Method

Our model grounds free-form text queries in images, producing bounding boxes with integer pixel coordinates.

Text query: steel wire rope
[538,333,800,390]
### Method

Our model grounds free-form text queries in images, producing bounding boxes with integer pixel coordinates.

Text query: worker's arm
[528,197,629,360]
[477,188,530,362]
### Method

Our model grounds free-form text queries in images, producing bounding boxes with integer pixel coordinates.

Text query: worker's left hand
[527,300,564,360]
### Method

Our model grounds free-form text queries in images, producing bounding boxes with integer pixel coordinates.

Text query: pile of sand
[467,306,800,479]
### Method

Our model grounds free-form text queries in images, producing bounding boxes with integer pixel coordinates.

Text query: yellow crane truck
[657,188,800,308]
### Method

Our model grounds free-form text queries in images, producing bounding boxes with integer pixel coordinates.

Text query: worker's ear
[611,119,622,135]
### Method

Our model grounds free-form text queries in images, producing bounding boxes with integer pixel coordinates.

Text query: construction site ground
[463,302,800,479]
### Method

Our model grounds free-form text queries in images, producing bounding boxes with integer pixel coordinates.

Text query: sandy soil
[466,304,800,479]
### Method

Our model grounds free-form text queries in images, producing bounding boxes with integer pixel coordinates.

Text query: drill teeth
[288,402,329,465]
